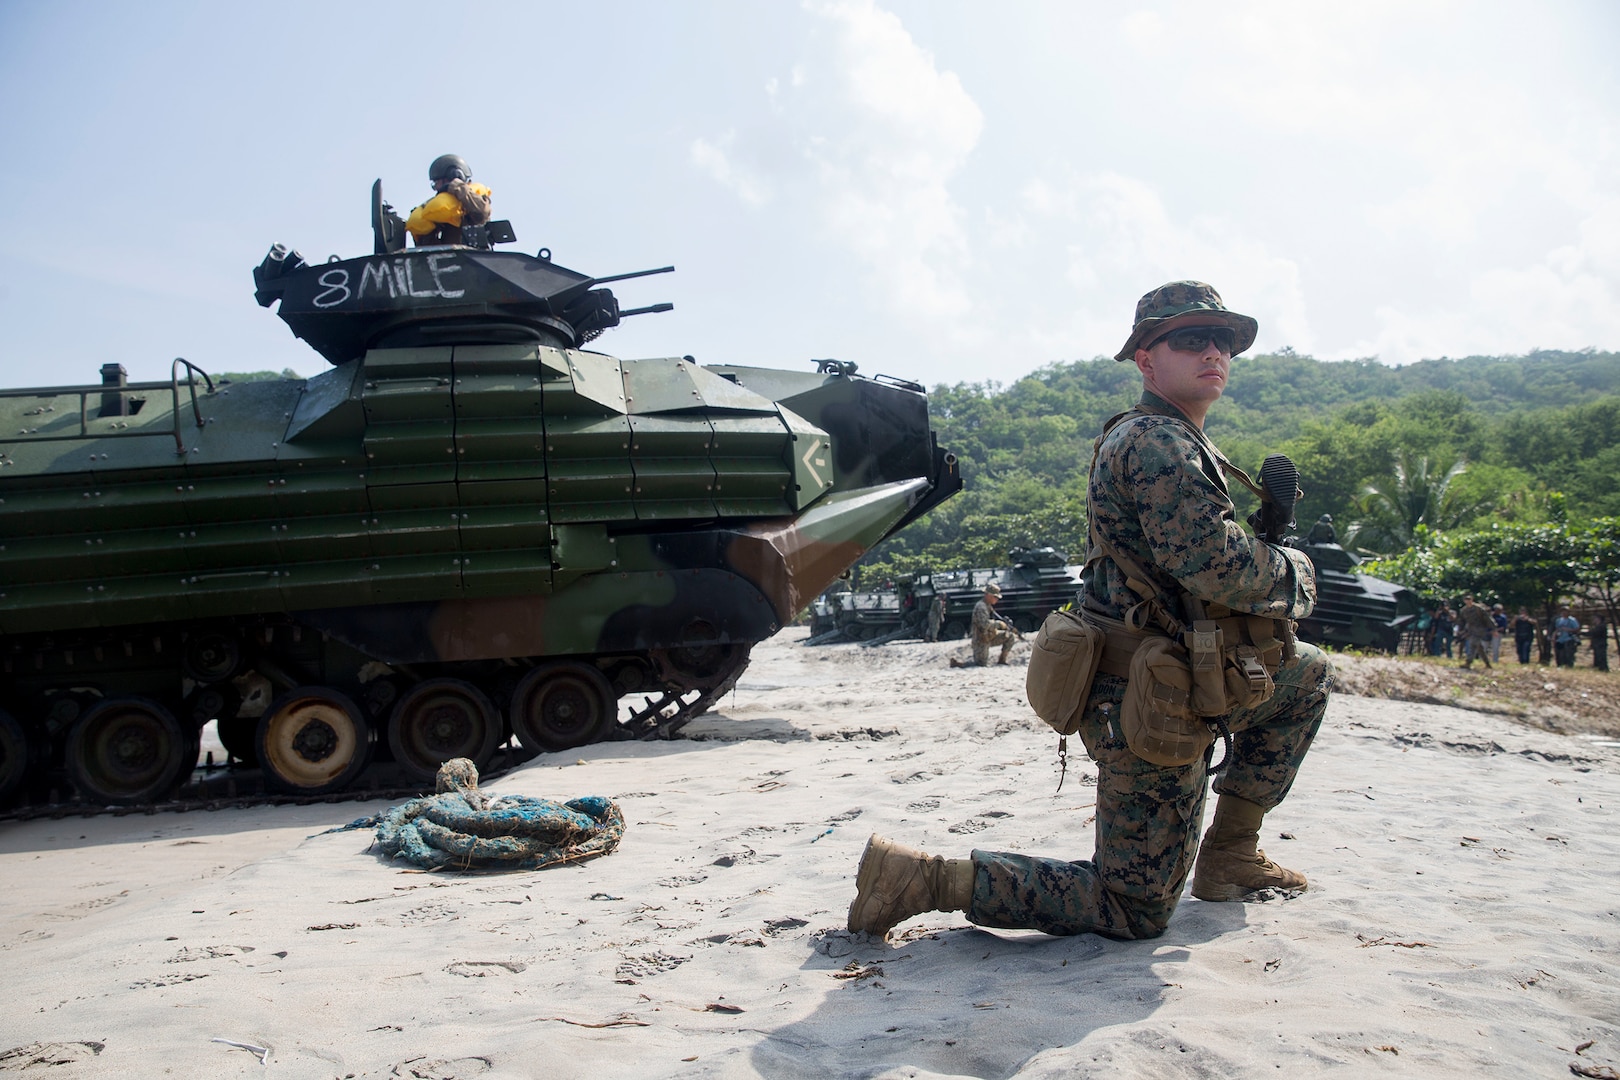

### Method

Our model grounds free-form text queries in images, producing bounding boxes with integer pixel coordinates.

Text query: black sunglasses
[1149,325,1237,355]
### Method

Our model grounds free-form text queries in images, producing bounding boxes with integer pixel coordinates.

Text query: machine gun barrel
[588,265,676,286]
[619,303,674,318]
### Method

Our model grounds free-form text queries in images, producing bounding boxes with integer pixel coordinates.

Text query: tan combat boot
[847,834,974,938]
[1191,795,1308,902]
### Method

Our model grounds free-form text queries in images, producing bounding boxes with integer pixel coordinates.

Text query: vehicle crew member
[849,281,1331,942]
[406,154,493,246]
[1305,514,1336,544]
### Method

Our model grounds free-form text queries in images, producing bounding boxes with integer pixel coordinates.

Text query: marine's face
[1134,326,1231,420]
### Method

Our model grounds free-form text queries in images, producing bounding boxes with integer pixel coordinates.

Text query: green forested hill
[858,349,1620,582]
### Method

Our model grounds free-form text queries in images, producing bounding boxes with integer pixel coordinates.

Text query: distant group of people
[1414,599,1610,671]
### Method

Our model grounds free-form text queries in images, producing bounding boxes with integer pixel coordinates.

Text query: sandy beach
[3,627,1618,1079]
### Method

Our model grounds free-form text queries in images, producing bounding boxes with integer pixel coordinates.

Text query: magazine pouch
[1121,635,1215,767]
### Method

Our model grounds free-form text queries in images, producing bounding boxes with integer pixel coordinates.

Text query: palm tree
[1345,453,1478,556]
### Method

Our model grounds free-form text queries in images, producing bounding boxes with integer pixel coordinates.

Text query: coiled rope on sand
[367,758,625,871]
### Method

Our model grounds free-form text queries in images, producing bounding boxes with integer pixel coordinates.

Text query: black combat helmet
[429,154,471,185]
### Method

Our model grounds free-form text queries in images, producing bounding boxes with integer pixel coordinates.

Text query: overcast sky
[1,0,1615,392]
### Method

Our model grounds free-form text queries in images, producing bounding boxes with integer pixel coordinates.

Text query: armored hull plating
[0,232,958,808]
[1290,542,1420,653]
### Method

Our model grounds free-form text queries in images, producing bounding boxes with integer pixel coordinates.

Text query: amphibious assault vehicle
[1290,541,1420,653]
[0,182,960,807]
[806,547,1081,645]
[805,584,901,643]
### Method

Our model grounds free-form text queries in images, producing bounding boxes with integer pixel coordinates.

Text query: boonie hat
[1114,281,1259,362]
[983,583,1001,596]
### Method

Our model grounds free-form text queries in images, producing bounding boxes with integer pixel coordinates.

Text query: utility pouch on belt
[1121,635,1214,767]
[1226,614,1283,711]
[1025,609,1104,736]
[1184,615,1279,715]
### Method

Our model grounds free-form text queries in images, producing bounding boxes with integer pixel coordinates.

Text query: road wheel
[257,688,371,795]
[387,678,501,782]
[0,708,32,805]
[66,697,189,805]
[182,630,242,683]
[509,663,617,753]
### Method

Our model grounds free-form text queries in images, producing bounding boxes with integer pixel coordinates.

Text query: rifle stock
[1250,453,1302,660]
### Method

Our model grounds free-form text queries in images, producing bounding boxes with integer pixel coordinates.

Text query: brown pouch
[1121,636,1215,767]
[1025,609,1105,736]
[1218,615,1280,712]
[1223,645,1274,711]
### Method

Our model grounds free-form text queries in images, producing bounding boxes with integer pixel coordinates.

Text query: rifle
[1246,453,1302,660]
[1247,454,1300,545]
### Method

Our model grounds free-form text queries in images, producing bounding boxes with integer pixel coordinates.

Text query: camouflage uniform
[925,595,946,642]
[971,597,1017,666]
[1458,600,1495,667]
[968,390,1331,939]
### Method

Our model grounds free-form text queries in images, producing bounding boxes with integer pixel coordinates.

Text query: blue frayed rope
[376,791,624,871]
[333,758,625,872]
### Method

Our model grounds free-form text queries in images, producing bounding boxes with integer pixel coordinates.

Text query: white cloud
[694,0,985,332]
[1570,193,1620,281]
[1052,0,1620,367]
[1119,10,1166,45]
[1344,193,1620,363]
[687,0,1617,376]
[689,131,772,207]
[999,171,1312,360]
